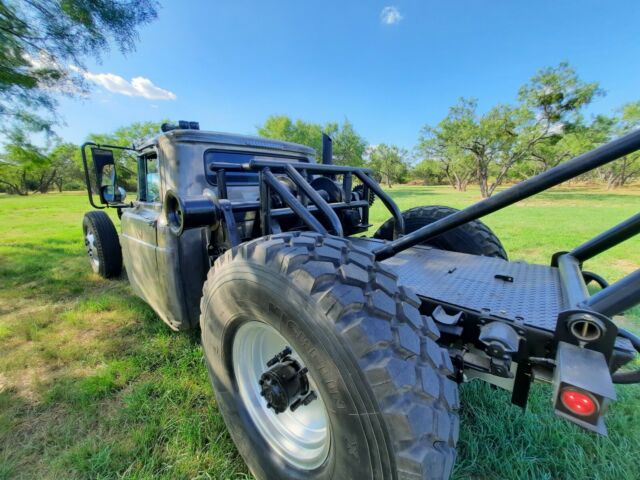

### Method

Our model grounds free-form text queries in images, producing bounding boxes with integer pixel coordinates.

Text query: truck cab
[90,125,317,330]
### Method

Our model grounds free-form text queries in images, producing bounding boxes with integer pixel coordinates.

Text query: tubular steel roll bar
[207,158,405,238]
[570,213,640,263]
[261,168,331,235]
[587,270,640,318]
[558,212,640,318]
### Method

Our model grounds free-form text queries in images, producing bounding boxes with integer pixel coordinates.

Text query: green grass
[0,186,639,479]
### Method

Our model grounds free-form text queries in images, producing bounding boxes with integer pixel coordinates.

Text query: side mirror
[91,148,121,204]
[101,185,127,203]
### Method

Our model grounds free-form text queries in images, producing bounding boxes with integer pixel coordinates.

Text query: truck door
[120,151,163,310]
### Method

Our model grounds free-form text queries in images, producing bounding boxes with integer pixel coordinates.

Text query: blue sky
[55,0,640,150]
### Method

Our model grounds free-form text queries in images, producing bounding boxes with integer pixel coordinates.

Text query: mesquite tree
[418,63,601,197]
[0,0,158,133]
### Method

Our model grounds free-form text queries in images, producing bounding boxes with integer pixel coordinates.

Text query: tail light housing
[553,342,616,435]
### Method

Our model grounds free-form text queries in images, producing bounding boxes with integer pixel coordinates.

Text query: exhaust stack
[322,134,332,165]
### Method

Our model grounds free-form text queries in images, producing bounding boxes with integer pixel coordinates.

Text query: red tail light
[560,389,598,417]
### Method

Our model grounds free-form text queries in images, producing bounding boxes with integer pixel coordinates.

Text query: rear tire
[375,205,508,260]
[82,211,122,278]
[200,232,459,480]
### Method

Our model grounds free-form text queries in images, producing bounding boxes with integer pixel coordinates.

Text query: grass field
[0,186,639,479]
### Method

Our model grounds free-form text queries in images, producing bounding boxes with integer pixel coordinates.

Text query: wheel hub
[84,230,99,271]
[259,347,317,414]
[232,321,330,470]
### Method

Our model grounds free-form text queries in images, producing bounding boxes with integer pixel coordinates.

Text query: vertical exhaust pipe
[322,133,333,165]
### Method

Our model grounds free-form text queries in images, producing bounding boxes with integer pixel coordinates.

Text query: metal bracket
[218,199,240,247]
[432,305,463,325]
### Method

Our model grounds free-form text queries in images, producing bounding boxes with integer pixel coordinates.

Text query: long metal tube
[285,164,344,236]
[354,171,405,238]
[271,200,369,217]
[81,143,104,209]
[263,169,329,235]
[374,128,640,260]
[207,159,374,174]
[570,213,640,262]
[557,254,590,308]
[586,269,640,317]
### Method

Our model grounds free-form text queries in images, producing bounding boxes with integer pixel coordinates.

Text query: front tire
[82,211,122,278]
[200,232,459,479]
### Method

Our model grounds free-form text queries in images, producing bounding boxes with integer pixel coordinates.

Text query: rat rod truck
[80,121,640,479]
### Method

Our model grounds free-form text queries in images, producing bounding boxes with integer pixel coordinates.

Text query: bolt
[266,346,293,367]
[290,390,317,412]
[302,391,318,406]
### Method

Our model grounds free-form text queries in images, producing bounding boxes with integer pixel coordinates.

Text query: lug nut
[266,346,293,367]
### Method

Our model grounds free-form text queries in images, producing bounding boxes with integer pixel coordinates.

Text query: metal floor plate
[349,237,633,353]
[350,237,567,332]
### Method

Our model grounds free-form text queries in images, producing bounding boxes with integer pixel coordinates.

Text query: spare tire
[82,211,122,278]
[374,205,508,260]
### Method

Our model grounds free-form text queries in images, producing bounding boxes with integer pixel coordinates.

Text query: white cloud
[380,6,403,25]
[82,71,176,100]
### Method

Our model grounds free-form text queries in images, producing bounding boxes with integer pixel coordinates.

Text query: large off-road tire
[375,205,507,260]
[200,232,459,480]
[82,211,122,278]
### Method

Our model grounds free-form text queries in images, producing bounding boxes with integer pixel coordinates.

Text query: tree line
[1,69,638,195]
[255,63,640,197]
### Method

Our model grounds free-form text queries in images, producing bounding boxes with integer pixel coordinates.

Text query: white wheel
[232,321,331,470]
[84,229,100,272]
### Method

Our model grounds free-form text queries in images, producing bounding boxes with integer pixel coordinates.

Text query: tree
[256,115,367,165]
[601,102,640,188]
[519,62,601,128]
[411,159,448,185]
[49,142,82,192]
[327,119,367,166]
[418,99,532,196]
[257,115,324,154]
[0,130,54,194]
[0,0,159,133]
[518,61,603,173]
[366,144,409,187]
[417,63,600,197]
[418,99,476,192]
[0,133,84,194]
